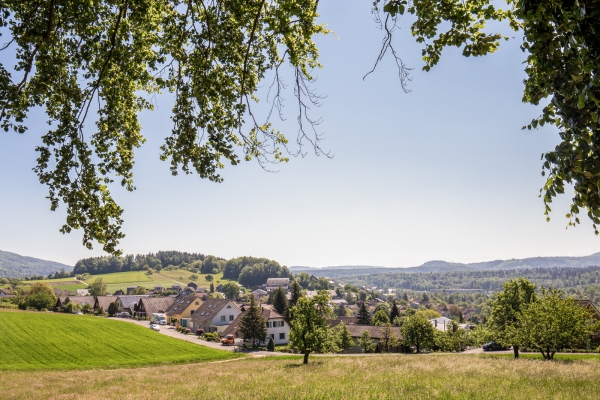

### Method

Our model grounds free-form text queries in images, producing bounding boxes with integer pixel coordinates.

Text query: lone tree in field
[272,286,288,316]
[238,296,267,348]
[516,288,599,360]
[356,302,372,325]
[88,278,107,296]
[401,314,434,353]
[26,282,57,311]
[488,277,537,359]
[289,293,331,364]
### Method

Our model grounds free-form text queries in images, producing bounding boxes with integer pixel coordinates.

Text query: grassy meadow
[1,353,599,399]
[0,269,235,295]
[0,310,242,371]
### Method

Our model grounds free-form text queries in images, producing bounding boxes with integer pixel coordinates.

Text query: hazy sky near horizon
[2,2,599,268]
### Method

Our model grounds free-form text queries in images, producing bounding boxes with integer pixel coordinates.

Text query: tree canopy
[2,0,600,253]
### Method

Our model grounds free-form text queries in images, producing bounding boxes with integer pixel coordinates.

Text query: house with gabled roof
[328,318,403,353]
[136,297,176,319]
[222,304,290,345]
[252,289,268,301]
[165,295,203,328]
[0,288,12,297]
[94,296,115,314]
[189,299,241,333]
[576,299,600,339]
[114,295,149,315]
[266,278,289,292]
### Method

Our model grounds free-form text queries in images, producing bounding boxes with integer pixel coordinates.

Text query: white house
[76,289,90,296]
[251,289,268,301]
[222,304,290,345]
[265,278,289,292]
[189,299,242,333]
[429,317,469,332]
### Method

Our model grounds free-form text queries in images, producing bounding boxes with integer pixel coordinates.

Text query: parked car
[117,312,131,318]
[221,334,235,346]
[482,342,509,351]
[149,323,160,332]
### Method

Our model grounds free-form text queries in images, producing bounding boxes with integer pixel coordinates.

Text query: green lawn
[0,310,243,371]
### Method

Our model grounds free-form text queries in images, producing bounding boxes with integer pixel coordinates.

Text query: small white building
[76,289,90,296]
[265,278,289,292]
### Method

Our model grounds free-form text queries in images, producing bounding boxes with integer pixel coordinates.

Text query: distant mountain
[0,250,73,278]
[290,253,600,278]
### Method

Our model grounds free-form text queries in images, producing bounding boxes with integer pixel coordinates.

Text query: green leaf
[578,94,585,109]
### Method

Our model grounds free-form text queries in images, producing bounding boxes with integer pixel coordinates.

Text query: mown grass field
[0,310,242,371]
[1,353,599,400]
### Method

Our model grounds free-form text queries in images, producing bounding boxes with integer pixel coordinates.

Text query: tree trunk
[303,352,309,364]
[513,345,519,359]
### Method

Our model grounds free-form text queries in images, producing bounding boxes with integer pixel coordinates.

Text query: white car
[149,324,161,332]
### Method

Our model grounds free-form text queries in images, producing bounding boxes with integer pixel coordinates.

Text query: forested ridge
[340,266,600,293]
[0,250,73,278]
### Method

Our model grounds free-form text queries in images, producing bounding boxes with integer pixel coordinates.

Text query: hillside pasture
[0,310,242,371]
[1,353,599,399]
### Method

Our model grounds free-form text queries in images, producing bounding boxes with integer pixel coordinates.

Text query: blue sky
[1,1,599,267]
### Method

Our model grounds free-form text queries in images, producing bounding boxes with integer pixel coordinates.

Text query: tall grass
[1,354,599,399]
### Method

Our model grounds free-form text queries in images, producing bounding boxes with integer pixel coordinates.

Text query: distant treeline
[339,266,600,292]
[73,251,209,275]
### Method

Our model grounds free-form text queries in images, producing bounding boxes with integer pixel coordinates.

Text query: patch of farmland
[0,310,242,371]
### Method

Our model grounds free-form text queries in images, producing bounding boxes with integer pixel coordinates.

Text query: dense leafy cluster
[73,250,207,274]
[223,256,276,280]
[238,260,289,288]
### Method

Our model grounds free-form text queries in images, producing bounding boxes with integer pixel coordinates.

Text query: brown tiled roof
[0,288,12,295]
[65,296,94,306]
[576,300,600,320]
[329,318,402,340]
[266,278,289,287]
[165,295,201,317]
[189,299,238,327]
[138,297,176,315]
[221,305,286,337]
[95,296,116,311]
[117,295,149,311]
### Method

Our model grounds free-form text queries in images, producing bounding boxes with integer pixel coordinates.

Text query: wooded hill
[0,250,73,278]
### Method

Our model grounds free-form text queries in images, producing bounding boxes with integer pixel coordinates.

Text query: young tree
[517,288,599,360]
[272,287,288,315]
[205,274,214,282]
[222,282,240,300]
[88,278,107,296]
[267,336,275,352]
[25,282,57,311]
[356,302,372,325]
[487,278,537,358]
[189,274,198,281]
[401,314,434,353]
[380,324,400,353]
[336,322,355,353]
[389,299,400,322]
[358,330,376,353]
[238,296,267,348]
[372,309,391,326]
[130,286,147,295]
[289,293,331,364]
[287,280,304,320]
[107,302,119,317]
[209,283,215,293]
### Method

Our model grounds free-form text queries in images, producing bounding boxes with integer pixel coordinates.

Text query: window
[279,333,285,340]
[227,305,231,308]
[191,310,194,315]
[266,322,271,328]
[195,302,199,305]
[221,315,226,322]
[270,334,275,339]
[229,315,234,321]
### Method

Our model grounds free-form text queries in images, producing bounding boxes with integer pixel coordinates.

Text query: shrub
[267,336,275,351]
[196,329,204,336]
[184,328,191,334]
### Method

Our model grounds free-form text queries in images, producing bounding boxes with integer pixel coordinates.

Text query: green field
[0,310,242,371]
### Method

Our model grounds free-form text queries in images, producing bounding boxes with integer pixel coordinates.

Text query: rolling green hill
[0,310,241,371]
[0,250,72,279]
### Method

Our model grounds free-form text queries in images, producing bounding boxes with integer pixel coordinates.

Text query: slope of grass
[1,354,599,399]
[0,310,242,371]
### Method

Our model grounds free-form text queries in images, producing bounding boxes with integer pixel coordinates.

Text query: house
[113,289,125,296]
[305,290,338,299]
[94,296,115,313]
[58,296,94,308]
[188,282,198,290]
[154,284,164,293]
[165,295,203,328]
[189,299,241,333]
[436,306,450,318]
[222,304,290,345]
[126,286,137,295]
[331,299,348,307]
[252,289,268,301]
[172,284,182,291]
[430,317,453,332]
[136,297,176,319]
[76,289,90,296]
[182,287,196,295]
[576,300,600,339]
[265,278,289,292]
[329,319,403,353]
[0,288,11,297]
[114,295,149,315]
